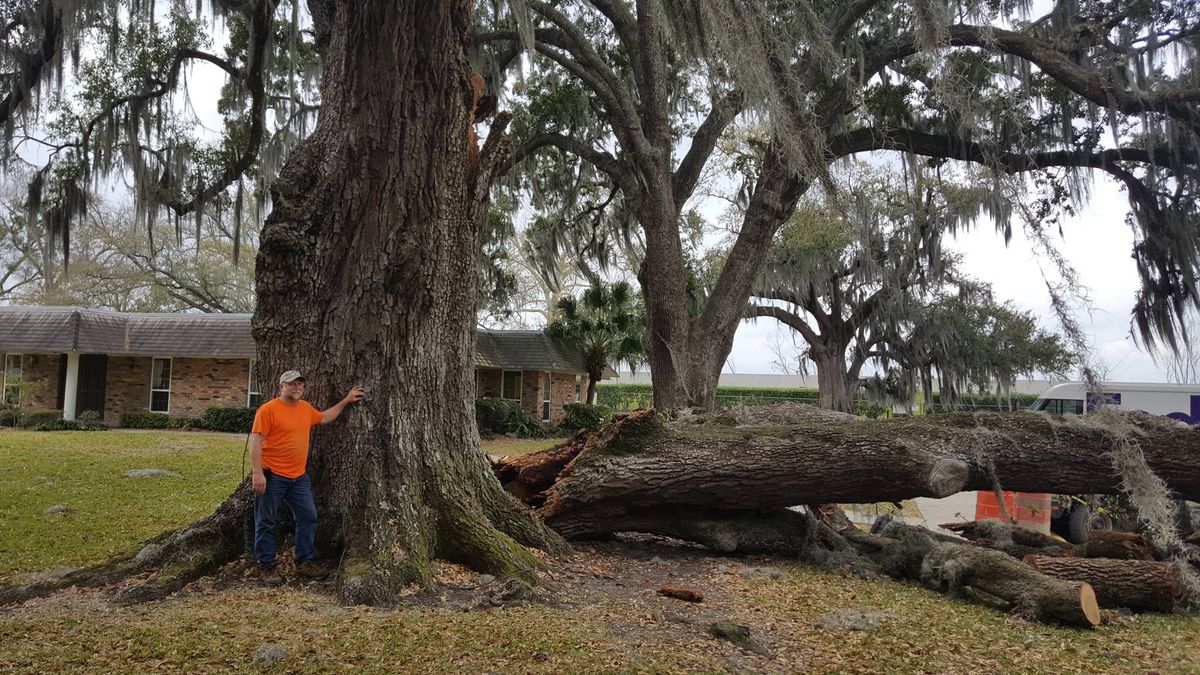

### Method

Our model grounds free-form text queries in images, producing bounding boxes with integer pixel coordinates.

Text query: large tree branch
[748,303,820,345]
[585,0,641,80]
[827,126,1200,176]
[699,145,810,338]
[671,89,743,206]
[503,132,632,189]
[856,24,1200,135]
[474,28,652,163]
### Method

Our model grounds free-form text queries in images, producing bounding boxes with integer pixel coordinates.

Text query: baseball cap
[279,370,305,384]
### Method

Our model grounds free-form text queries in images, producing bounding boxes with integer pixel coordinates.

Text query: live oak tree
[747,164,1072,411]
[2,0,566,605]
[478,0,1200,409]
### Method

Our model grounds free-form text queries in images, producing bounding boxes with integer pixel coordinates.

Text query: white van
[1029,381,1200,542]
[1030,381,1200,424]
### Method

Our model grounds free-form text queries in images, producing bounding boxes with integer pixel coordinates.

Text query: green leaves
[545,280,647,378]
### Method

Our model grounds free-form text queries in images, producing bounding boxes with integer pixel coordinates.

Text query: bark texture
[245,0,566,605]
[0,1,567,609]
[495,407,1199,549]
[1024,555,1191,613]
[841,517,1100,627]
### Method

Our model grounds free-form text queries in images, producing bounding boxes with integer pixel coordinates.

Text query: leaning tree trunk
[246,0,567,605]
[0,1,568,609]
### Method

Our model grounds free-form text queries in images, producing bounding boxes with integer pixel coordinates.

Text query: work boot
[295,560,330,581]
[257,563,284,587]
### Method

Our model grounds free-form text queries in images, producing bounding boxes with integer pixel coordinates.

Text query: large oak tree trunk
[244,0,567,605]
[6,0,573,610]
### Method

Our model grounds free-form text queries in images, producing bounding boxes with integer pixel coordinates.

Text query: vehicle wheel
[1067,505,1114,544]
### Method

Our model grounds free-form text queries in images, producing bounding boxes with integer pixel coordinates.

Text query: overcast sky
[721,172,1177,382]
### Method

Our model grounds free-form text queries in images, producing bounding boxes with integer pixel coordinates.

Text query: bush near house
[120,411,172,429]
[560,402,611,432]
[200,407,257,434]
[474,397,545,438]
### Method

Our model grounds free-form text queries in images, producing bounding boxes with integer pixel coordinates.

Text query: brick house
[0,306,599,426]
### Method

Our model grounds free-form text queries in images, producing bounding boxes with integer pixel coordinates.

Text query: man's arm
[319,385,365,424]
[250,432,266,495]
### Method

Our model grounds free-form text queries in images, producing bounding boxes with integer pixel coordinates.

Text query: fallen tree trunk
[1083,531,1158,561]
[494,407,1200,544]
[845,518,1100,627]
[1024,555,1190,612]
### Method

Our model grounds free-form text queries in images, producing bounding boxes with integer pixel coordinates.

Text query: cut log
[940,521,1078,558]
[1024,555,1190,612]
[850,518,1100,627]
[1082,531,1157,561]
[926,545,1101,627]
[504,408,1198,543]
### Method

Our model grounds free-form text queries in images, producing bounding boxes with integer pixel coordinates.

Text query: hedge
[120,411,172,429]
[560,402,611,432]
[201,406,257,433]
[474,397,544,438]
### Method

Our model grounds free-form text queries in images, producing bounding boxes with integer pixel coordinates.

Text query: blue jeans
[254,471,318,567]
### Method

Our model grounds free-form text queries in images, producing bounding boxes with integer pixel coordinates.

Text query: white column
[62,352,80,421]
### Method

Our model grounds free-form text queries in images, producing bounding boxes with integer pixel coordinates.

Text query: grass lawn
[1,429,1198,673]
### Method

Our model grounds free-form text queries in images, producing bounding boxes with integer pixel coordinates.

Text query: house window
[150,358,172,413]
[542,372,552,422]
[3,354,23,406]
[247,359,263,408]
[574,374,582,403]
[501,370,522,402]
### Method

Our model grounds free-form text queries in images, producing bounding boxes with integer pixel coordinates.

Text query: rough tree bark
[1,0,567,609]
[494,407,1199,548]
[1024,555,1191,613]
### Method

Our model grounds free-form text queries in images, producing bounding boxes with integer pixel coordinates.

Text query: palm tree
[546,281,646,404]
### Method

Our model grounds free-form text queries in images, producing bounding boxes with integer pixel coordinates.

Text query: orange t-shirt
[251,398,324,478]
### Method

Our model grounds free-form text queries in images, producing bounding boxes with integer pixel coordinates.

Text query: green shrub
[33,419,108,431]
[560,402,611,432]
[503,408,546,438]
[201,407,257,433]
[474,397,545,438]
[0,408,19,427]
[77,410,102,424]
[475,397,516,436]
[120,411,171,429]
[169,417,204,431]
[20,410,63,427]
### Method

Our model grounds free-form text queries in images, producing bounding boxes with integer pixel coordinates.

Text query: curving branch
[827,126,1200,177]
[503,131,635,194]
[671,88,744,206]
[747,303,820,345]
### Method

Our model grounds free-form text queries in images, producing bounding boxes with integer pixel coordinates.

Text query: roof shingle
[0,306,593,374]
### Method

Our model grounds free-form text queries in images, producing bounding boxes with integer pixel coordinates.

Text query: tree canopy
[471,0,1199,408]
[747,162,1072,410]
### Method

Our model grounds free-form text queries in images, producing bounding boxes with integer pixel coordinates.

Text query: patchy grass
[0,429,248,584]
[1,430,1198,673]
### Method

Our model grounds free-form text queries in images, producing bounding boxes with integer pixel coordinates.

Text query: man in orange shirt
[251,370,364,581]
